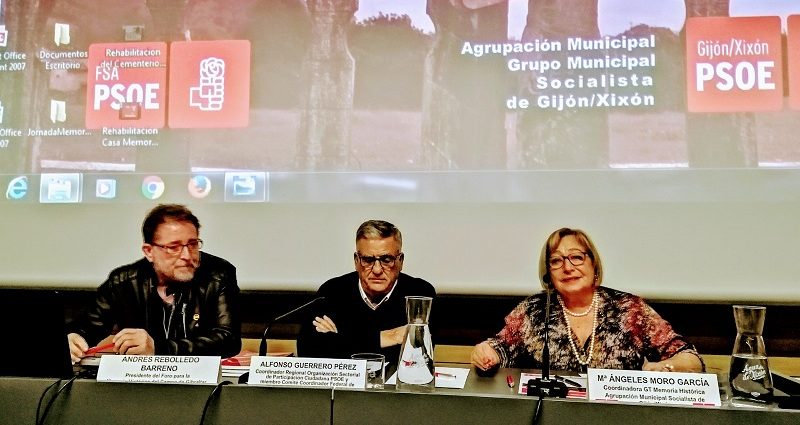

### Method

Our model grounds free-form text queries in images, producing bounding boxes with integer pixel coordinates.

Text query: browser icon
[5,176,28,200]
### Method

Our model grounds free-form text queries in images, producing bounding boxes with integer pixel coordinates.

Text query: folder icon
[50,100,66,123]
[54,23,70,46]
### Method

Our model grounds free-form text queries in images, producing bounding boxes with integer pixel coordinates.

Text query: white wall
[2,200,798,302]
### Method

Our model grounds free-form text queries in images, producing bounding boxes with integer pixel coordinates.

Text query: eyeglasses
[548,251,588,269]
[151,239,203,256]
[355,253,403,269]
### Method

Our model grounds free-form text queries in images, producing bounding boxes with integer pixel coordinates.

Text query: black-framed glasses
[151,239,203,256]
[355,252,403,269]
[548,251,587,269]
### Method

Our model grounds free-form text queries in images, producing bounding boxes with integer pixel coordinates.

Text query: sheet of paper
[385,367,469,389]
[434,367,470,389]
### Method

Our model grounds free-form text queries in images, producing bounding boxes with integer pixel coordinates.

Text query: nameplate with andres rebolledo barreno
[96,355,221,384]
[587,368,721,407]
[246,356,367,389]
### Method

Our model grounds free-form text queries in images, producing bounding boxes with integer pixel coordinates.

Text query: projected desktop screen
[1,0,799,204]
[3,1,800,302]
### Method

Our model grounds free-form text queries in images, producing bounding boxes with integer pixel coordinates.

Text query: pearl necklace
[558,291,599,366]
[559,292,597,317]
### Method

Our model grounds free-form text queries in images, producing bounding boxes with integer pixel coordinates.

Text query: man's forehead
[154,220,198,238]
[356,237,401,253]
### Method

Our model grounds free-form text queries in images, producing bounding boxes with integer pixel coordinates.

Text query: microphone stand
[527,288,568,420]
[239,296,325,383]
[259,296,325,356]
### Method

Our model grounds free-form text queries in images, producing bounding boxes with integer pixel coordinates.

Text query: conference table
[2,366,798,425]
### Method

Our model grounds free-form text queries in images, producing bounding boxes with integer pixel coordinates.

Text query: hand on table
[471,341,501,371]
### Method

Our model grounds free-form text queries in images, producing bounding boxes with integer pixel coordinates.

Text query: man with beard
[67,204,240,362]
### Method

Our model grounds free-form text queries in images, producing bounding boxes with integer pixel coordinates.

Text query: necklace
[558,291,599,366]
[558,292,596,317]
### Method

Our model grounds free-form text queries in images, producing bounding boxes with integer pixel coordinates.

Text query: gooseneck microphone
[527,288,568,398]
[239,296,326,384]
[259,296,326,356]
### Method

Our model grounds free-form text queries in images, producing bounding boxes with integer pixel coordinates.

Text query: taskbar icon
[39,173,82,203]
[224,172,266,202]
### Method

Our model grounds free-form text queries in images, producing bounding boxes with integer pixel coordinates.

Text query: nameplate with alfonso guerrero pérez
[587,368,721,407]
[97,355,221,384]
[246,356,367,389]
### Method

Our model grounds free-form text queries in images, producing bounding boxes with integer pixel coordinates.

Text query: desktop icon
[50,99,67,123]
[39,173,82,203]
[95,179,117,199]
[0,99,4,124]
[54,22,70,46]
[0,24,8,48]
[168,40,251,128]
[5,176,28,200]
[188,175,212,199]
[224,172,266,202]
[141,175,165,200]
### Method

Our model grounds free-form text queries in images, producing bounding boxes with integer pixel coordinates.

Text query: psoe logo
[168,40,250,128]
[5,176,28,200]
[141,175,165,200]
[685,16,783,112]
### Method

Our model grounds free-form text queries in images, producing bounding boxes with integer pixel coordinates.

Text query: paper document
[434,367,470,389]
[386,367,470,389]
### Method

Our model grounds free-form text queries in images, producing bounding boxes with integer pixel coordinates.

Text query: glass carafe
[729,305,773,402]
[397,296,434,390]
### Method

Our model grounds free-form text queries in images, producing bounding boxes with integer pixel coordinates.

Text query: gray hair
[356,220,402,247]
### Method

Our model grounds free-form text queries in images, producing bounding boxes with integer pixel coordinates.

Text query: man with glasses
[297,220,436,361]
[67,204,240,362]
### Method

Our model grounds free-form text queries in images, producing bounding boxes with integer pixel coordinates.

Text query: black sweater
[296,271,436,364]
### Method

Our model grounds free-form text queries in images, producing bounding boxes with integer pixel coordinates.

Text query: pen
[85,342,115,356]
[506,374,514,388]
[554,375,582,388]
[435,372,457,379]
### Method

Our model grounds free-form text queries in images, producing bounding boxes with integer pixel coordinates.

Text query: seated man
[297,220,436,362]
[67,204,241,362]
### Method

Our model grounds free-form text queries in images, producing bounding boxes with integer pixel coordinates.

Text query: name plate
[247,356,366,389]
[97,355,220,384]
[587,368,721,407]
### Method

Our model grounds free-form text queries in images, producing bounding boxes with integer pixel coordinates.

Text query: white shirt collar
[357,276,399,311]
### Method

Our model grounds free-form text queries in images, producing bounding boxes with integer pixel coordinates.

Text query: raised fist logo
[189,57,225,111]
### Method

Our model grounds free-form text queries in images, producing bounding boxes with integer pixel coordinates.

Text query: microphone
[239,296,326,384]
[527,288,568,398]
[259,296,325,356]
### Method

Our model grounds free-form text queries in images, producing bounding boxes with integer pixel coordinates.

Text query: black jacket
[69,252,241,358]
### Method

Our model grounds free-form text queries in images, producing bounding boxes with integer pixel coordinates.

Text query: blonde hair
[538,228,603,289]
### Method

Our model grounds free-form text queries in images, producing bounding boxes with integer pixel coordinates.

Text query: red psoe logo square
[168,40,251,128]
[85,42,168,129]
[788,15,800,110]
[685,17,783,113]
